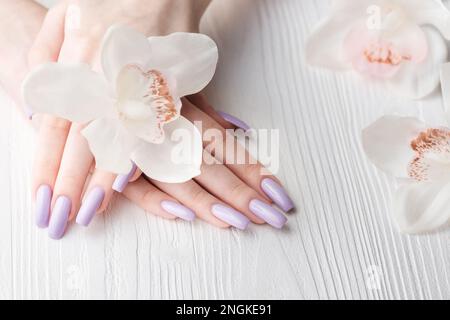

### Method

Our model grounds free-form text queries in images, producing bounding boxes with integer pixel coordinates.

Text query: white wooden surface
[0,0,448,300]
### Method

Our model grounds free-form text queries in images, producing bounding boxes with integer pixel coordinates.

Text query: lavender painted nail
[212,204,250,230]
[113,163,137,193]
[35,185,52,228]
[217,111,251,131]
[261,178,294,212]
[249,199,287,229]
[25,106,33,120]
[48,196,71,240]
[76,187,105,226]
[161,201,196,221]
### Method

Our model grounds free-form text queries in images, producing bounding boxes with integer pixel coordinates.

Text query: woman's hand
[0,0,45,112]
[27,0,294,239]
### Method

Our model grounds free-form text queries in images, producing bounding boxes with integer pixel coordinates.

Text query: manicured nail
[48,196,71,240]
[261,178,294,212]
[161,201,196,221]
[112,163,137,193]
[35,185,52,228]
[76,187,105,227]
[25,106,33,120]
[211,204,250,230]
[249,199,287,229]
[217,111,251,131]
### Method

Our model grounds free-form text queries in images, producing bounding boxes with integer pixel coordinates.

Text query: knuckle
[228,181,254,203]
[244,164,262,178]
[142,189,160,206]
[43,118,70,133]
[57,173,80,187]
[189,188,209,205]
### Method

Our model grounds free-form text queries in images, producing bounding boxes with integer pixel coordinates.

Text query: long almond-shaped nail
[161,201,196,221]
[35,185,52,228]
[48,196,71,240]
[212,204,250,230]
[76,187,105,227]
[261,178,294,212]
[112,163,137,193]
[249,199,287,229]
[217,111,251,131]
[25,106,34,120]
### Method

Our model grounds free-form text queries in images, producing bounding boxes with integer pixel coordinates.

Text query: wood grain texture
[0,0,448,300]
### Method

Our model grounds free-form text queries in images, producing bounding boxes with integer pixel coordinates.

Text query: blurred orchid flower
[361,64,450,233]
[306,0,450,99]
[23,25,219,183]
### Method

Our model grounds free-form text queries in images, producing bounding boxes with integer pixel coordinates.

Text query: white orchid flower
[23,25,219,183]
[306,0,450,99]
[362,115,450,233]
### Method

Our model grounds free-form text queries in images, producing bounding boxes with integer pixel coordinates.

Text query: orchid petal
[23,63,114,123]
[393,180,450,233]
[386,27,448,99]
[440,62,450,113]
[399,0,450,40]
[131,116,202,183]
[101,24,152,86]
[146,32,218,98]
[82,118,141,175]
[305,0,370,69]
[362,115,427,179]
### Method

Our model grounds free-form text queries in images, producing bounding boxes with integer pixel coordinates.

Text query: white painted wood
[0,0,448,300]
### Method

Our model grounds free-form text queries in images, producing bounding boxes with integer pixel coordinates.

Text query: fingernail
[249,199,287,229]
[48,196,71,240]
[35,185,52,228]
[112,163,137,193]
[76,187,105,227]
[25,106,33,120]
[211,204,250,230]
[261,178,294,212]
[161,201,196,221]
[217,111,251,131]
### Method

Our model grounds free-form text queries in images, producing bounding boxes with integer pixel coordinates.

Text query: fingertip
[129,169,142,183]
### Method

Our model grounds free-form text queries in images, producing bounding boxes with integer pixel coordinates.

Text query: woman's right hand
[122,93,294,230]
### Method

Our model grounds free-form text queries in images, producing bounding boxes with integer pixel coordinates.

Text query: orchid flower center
[343,4,427,79]
[408,128,450,181]
[363,41,409,67]
[116,66,178,124]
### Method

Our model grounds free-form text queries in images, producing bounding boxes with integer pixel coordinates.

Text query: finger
[29,2,71,230]
[196,152,287,228]
[48,123,94,239]
[28,2,67,68]
[187,93,251,131]
[151,179,249,230]
[112,163,143,193]
[45,17,102,238]
[112,163,138,193]
[33,116,70,228]
[129,168,142,182]
[182,99,294,212]
[187,93,234,129]
[123,178,195,221]
[75,169,113,227]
